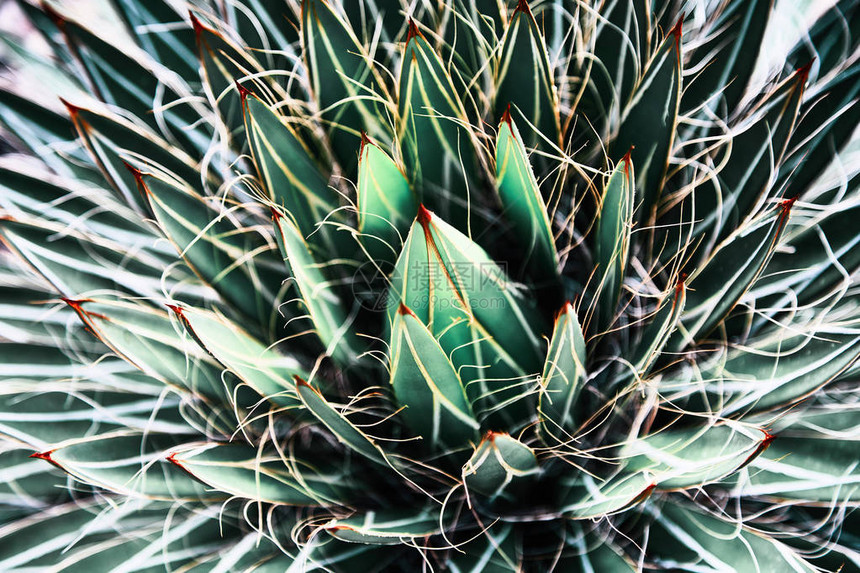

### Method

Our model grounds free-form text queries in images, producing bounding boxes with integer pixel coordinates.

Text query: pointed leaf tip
[500,103,513,128]
[58,98,81,118]
[397,302,417,317]
[514,0,532,16]
[669,16,683,43]
[235,80,252,101]
[293,374,312,389]
[29,450,54,461]
[416,204,432,226]
[189,11,204,37]
[406,19,421,41]
[796,59,815,82]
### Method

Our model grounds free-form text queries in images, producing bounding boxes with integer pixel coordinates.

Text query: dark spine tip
[166,303,185,318]
[634,482,657,504]
[406,18,420,41]
[165,452,182,466]
[41,3,65,28]
[235,80,252,101]
[669,16,683,51]
[554,301,574,323]
[60,297,89,312]
[416,204,432,226]
[514,0,532,16]
[359,131,373,157]
[500,103,513,129]
[761,430,777,448]
[675,272,687,296]
[780,196,798,215]
[294,374,310,388]
[189,11,204,39]
[59,98,81,118]
[621,147,634,177]
[122,161,145,185]
[270,207,282,223]
[398,302,417,317]
[796,59,815,83]
[30,450,54,461]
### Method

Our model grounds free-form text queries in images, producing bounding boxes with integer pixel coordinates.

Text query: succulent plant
[0,0,858,570]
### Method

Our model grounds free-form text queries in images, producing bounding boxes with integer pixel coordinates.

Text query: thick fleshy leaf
[0,216,167,300]
[170,305,306,409]
[661,325,860,415]
[495,113,558,283]
[462,431,538,500]
[538,302,586,440]
[109,0,199,82]
[272,209,360,364]
[627,278,685,377]
[494,1,560,149]
[645,504,816,572]
[559,470,654,519]
[324,508,441,545]
[61,297,232,403]
[388,207,546,426]
[51,10,207,155]
[786,0,859,79]
[621,422,772,490]
[137,170,287,334]
[613,21,681,224]
[356,136,417,264]
[674,201,792,347]
[296,377,391,468]
[243,93,340,245]
[693,66,806,246]
[591,151,634,329]
[168,442,349,505]
[65,101,201,213]
[31,433,209,500]
[683,0,773,114]
[398,25,478,230]
[389,304,478,449]
[302,0,392,175]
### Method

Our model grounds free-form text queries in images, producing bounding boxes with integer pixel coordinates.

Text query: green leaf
[31,433,210,500]
[389,304,479,450]
[61,297,232,403]
[786,0,859,78]
[324,509,441,545]
[612,21,681,224]
[302,0,392,175]
[137,170,287,334]
[295,376,391,468]
[538,302,587,440]
[495,113,559,283]
[494,1,560,149]
[646,504,816,572]
[674,201,792,347]
[109,0,199,82]
[388,207,546,426]
[53,11,207,155]
[557,533,636,572]
[169,442,350,505]
[243,93,340,245]
[0,217,167,300]
[65,101,201,213]
[445,522,520,572]
[170,306,306,409]
[661,325,860,415]
[356,136,417,264]
[559,470,654,519]
[621,422,772,490]
[627,278,685,377]
[746,435,860,502]
[462,431,538,500]
[694,66,807,246]
[683,0,773,114]
[273,209,360,364]
[591,151,634,329]
[398,25,478,230]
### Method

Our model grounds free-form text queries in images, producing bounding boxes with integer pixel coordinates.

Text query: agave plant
[0,0,858,570]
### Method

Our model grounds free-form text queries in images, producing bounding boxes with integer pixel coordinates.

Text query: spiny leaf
[627,277,685,377]
[302,0,392,175]
[613,20,681,224]
[389,304,479,450]
[495,112,559,284]
[169,442,351,505]
[462,431,538,500]
[356,135,417,264]
[273,209,361,364]
[494,0,560,149]
[398,24,478,230]
[538,302,586,441]
[591,151,634,330]
[324,508,441,545]
[674,200,793,348]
